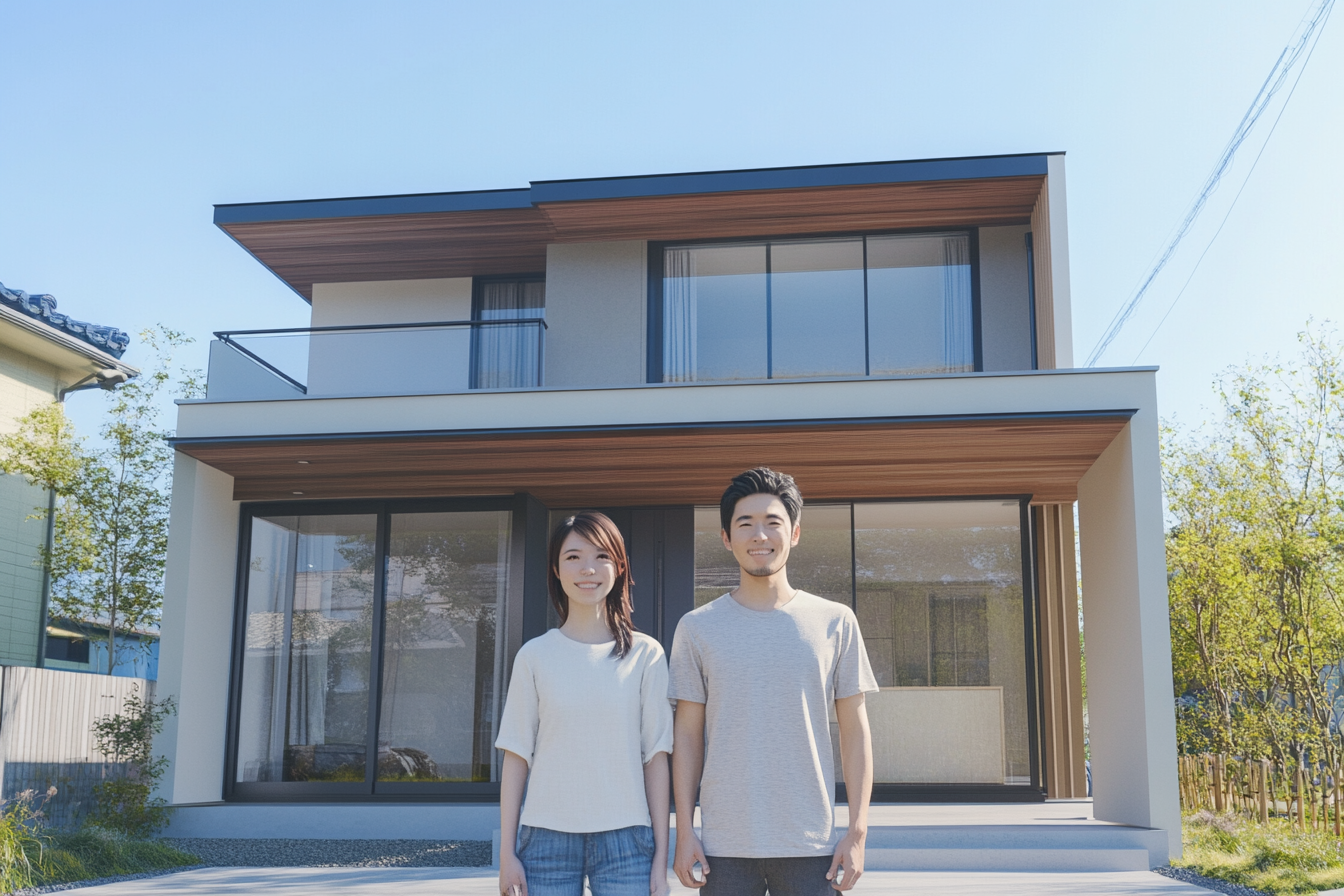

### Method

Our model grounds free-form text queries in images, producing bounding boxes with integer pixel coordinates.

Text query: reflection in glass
[236,515,377,783]
[854,501,1028,784]
[377,511,512,783]
[663,245,767,382]
[692,505,852,607]
[770,240,866,379]
[867,233,974,375]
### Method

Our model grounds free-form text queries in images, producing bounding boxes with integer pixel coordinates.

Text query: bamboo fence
[1179,753,1344,835]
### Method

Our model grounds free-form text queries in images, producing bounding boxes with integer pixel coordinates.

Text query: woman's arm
[499,750,529,896]
[644,751,671,896]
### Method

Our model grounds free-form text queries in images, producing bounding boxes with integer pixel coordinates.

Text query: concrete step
[864,846,1151,872]
[667,823,1167,873]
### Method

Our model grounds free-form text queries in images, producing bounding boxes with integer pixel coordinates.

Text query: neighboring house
[0,283,136,668]
[158,153,1179,858]
[44,616,160,680]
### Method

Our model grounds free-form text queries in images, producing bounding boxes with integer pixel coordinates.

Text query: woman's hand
[499,851,527,896]
[650,864,671,896]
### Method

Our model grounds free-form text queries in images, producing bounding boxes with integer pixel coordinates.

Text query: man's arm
[672,701,710,889]
[827,693,872,892]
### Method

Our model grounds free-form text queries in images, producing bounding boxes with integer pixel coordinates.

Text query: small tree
[89,689,176,838]
[0,326,200,673]
[1166,325,1344,765]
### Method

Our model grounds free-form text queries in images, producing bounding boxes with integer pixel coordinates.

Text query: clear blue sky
[3,1,1340,440]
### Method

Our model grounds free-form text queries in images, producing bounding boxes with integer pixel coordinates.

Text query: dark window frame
[646,228,984,384]
[223,494,544,803]
[470,273,547,391]
[678,493,1045,803]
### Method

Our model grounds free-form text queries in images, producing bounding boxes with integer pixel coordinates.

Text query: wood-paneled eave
[175,413,1129,506]
[220,208,556,301]
[537,175,1045,243]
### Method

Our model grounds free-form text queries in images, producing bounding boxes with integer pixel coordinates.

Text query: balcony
[205,319,546,401]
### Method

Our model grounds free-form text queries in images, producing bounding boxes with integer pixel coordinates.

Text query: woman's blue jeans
[517,824,655,896]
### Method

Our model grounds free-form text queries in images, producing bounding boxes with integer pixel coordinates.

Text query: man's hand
[499,851,527,896]
[826,828,865,891]
[673,829,710,889]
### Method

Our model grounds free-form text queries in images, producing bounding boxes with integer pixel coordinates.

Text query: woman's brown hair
[547,511,636,658]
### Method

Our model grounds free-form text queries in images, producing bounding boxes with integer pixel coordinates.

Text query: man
[669,467,877,895]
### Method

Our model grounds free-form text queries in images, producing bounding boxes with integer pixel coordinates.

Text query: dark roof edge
[211,152,1061,225]
[169,407,1132,448]
[530,152,1055,204]
[213,187,534,226]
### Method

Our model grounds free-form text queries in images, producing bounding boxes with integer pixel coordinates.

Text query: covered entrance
[180,410,1117,804]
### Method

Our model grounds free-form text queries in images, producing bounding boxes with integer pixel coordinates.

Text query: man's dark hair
[719,467,803,533]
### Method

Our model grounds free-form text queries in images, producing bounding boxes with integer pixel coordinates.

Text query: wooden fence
[0,664,154,827]
[1180,752,1344,835]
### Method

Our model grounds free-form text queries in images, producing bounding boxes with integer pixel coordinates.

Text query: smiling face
[722,492,801,578]
[555,530,618,610]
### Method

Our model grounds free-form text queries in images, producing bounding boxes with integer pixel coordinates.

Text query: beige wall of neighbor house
[1077,392,1181,856]
[978,225,1034,372]
[307,278,475,397]
[0,350,61,666]
[544,241,646,388]
[155,454,239,804]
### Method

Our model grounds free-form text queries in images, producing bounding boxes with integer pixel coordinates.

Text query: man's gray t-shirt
[668,591,878,858]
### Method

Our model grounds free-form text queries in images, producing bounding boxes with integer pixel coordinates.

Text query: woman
[496,511,673,896]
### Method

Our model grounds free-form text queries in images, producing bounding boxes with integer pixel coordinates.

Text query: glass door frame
[223,494,548,803]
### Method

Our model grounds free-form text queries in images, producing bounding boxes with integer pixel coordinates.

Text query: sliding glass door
[230,501,515,798]
[691,498,1037,795]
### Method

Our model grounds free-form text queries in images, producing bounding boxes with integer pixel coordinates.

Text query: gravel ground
[1154,866,1271,896]
[161,838,493,868]
[8,839,491,893]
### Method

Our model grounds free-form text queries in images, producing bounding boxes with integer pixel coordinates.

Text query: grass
[1176,809,1344,895]
[1,813,198,894]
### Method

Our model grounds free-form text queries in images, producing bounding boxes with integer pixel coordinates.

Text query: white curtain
[662,249,698,382]
[475,281,545,388]
[942,234,974,372]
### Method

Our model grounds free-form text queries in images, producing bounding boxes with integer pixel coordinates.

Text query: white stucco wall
[155,454,239,804]
[978,225,1034,372]
[1077,389,1181,857]
[308,278,474,397]
[544,241,646,388]
[1046,154,1074,368]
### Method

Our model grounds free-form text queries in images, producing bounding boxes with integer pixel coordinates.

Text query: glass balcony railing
[205,319,546,401]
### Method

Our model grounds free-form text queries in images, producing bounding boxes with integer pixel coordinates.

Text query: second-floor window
[656,232,974,383]
[471,276,545,389]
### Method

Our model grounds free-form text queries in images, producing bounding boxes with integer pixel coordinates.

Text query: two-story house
[157,153,1180,860]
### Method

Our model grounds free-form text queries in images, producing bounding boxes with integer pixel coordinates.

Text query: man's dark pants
[700,855,834,896]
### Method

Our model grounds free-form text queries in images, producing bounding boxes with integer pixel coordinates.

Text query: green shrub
[89,690,176,838]
[1178,810,1344,895]
[0,788,55,893]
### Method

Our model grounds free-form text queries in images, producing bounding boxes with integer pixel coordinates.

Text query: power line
[1084,0,1335,367]
[1129,0,1334,365]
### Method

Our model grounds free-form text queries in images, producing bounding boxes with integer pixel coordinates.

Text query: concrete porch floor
[62,866,1219,895]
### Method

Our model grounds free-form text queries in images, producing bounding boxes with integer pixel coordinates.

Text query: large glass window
[660,232,972,382]
[854,501,1029,786]
[472,277,545,389]
[691,498,1034,790]
[236,514,378,784]
[233,505,513,794]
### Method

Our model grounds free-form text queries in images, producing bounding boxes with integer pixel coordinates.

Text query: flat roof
[214,152,1058,225]
[214,152,1060,300]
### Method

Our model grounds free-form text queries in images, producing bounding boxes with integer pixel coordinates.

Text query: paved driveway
[68,866,1221,894]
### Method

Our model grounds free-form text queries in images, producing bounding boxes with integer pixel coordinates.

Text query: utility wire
[1084,0,1335,367]
[1129,0,1334,365]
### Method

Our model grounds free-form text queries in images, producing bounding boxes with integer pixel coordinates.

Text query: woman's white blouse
[495,628,674,833]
